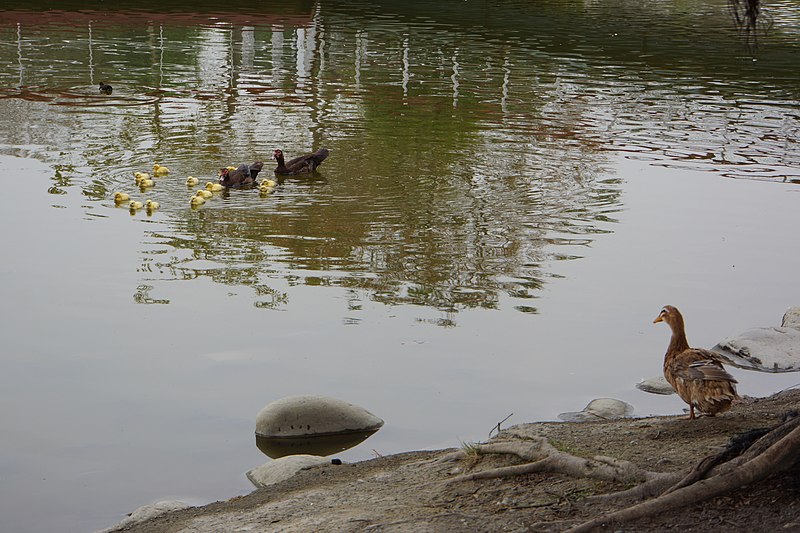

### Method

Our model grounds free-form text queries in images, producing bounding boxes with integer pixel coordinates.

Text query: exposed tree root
[446,437,669,486]
[566,415,800,532]
[448,414,800,533]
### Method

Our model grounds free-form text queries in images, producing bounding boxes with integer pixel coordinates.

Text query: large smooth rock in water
[256,395,384,438]
[247,454,331,488]
[636,376,676,395]
[558,398,634,422]
[712,308,800,373]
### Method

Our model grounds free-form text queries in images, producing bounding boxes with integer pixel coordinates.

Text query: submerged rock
[636,376,676,395]
[558,398,634,422]
[256,395,384,438]
[247,454,331,488]
[712,307,800,373]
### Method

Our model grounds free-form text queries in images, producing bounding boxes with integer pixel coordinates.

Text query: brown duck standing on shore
[273,148,329,175]
[218,162,263,188]
[653,305,739,419]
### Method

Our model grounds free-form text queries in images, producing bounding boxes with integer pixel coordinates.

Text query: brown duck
[653,305,739,419]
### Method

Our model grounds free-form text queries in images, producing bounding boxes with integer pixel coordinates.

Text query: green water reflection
[1,1,798,314]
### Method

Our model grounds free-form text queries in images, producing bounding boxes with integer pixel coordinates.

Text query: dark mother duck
[273,148,329,175]
[218,162,263,188]
[99,82,113,94]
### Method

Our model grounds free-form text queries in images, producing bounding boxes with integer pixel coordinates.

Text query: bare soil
[113,389,800,532]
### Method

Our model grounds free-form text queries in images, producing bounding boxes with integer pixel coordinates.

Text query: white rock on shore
[95,500,189,533]
[712,307,800,373]
[558,398,634,422]
[247,454,332,488]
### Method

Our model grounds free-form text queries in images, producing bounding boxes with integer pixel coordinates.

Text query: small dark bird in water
[99,82,113,94]
[218,161,263,188]
[273,148,329,175]
[653,305,739,420]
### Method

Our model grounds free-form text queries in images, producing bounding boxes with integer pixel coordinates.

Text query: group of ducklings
[114,191,159,214]
[115,162,278,212]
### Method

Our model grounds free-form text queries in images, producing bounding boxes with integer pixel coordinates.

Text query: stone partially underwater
[558,398,635,422]
[255,395,384,458]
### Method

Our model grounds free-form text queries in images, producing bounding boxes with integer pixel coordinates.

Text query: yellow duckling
[186,176,199,187]
[145,199,160,211]
[114,192,130,203]
[260,179,277,188]
[190,194,206,207]
[134,172,151,185]
[153,164,170,176]
[196,189,213,199]
[205,182,224,192]
[139,178,155,189]
[129,200,144,210]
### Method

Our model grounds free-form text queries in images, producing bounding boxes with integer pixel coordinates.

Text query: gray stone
[96,500,189,532]
[247,454,331,488]
[558,398,634,422]
[636,376,676,395]
[782,307,800,329]
[712,326,800,373]
[256,395,384,438]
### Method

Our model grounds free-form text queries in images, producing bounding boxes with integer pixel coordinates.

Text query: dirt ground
[113,389,800,532]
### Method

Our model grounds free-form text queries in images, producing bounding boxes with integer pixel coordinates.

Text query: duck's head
[273,149,283,161]
[653,305,684,329]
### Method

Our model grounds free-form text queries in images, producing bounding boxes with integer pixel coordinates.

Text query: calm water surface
[0,1,799,531]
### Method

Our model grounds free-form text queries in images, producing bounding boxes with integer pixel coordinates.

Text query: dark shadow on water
[256,430,380,459]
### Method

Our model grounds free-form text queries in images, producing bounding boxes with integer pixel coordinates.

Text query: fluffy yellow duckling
[139,178,155,189]
[114,192,130,203]
[196,189,213,199]
[145,199,160,211]
[186,176,199,187]
[190,194,206,207]
[129,200,144,210]
[205,182,224,192]
[153,164,170,176]
[134,172,151,185]
[260,179,277,188]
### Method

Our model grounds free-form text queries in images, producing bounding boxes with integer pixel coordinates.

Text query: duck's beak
[653,315,664,324]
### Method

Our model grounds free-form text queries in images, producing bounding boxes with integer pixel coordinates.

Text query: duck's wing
[673,349,738,383]
[285,148,329,173]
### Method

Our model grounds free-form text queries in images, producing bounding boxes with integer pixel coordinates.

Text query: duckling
[260,178,277,188]
[114,192,130,204]
[205,182,224,192]
[144,199,160,211]
[134,172,151,185]
[259,182,274,194]
[139,178,155,189]
[129,200,144,210]
[153,164,170,176]
[186,176,199,187]
[195,189,213,199]
[190,194,206,207]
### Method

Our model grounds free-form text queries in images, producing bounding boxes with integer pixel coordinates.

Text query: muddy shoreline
[104,388,800,532]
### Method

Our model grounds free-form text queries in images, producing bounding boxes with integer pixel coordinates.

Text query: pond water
[1,1,799,531]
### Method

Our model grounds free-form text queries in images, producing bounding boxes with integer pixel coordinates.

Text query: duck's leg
[688,404,696,420]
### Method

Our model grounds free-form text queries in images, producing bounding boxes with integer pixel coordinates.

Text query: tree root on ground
[444,437,670,485]
[447,414,799,532]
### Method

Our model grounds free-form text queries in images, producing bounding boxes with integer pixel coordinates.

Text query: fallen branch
[446,437,668,486]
